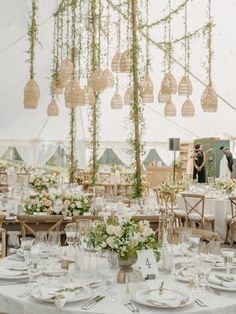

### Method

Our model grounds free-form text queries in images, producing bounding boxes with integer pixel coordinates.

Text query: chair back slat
[229,196,236,219]
[181,193,205,225]
[17,215,64,238]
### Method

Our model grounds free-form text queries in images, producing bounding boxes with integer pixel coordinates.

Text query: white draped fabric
[219,155,231,178]
[112,147,132,166]
[0,145,8,158]
[154,146,174,166]
[15,142,58,166]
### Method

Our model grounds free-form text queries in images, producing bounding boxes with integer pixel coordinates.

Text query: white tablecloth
[0,255,236,314]
[177,194,231,240]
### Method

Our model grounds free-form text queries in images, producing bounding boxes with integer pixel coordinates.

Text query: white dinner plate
[0,268,42,280]
[31,284,93,303]
[133,288,193,309]
[208,282,236,292]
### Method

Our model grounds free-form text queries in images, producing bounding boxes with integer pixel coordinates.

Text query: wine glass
[48,231,61,276]
[197,265,212,292]
[76,219,92,273]
[221,248,235,274]
[65,225,76,259]
[20,236,34,260]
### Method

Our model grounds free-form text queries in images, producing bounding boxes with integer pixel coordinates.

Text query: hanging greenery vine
[27,0,38,79]
[68,0,78,183]
[88,0,101,185]
[129,0,145,198]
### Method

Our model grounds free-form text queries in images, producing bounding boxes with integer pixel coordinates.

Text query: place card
[137,249,158,280]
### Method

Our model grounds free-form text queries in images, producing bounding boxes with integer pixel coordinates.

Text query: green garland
[27,0,38,79]
[68,0,78,183]
[129,0,145,199]
[89,0,100,185]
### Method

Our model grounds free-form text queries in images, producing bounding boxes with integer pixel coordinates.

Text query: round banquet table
[177,194,231,240]
[0,255,236,314]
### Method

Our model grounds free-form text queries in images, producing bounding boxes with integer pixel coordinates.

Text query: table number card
[137,249,158,280]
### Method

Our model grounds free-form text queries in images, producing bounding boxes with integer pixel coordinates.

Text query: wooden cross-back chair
[97,173,111,185]
[0,227,6,259]
[172,227,219,244]
[17,172,31,186]
[180,193,215,230]
[0,172,8,193]
[17,215,64,238]
[225,196,236,246]
[118,173,133,197]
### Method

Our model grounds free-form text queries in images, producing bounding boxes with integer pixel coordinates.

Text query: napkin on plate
[146,289,187,307]
[201,254,224,266]
[37,284,83,311]
[0,266,26,277]
[209,273,236,288]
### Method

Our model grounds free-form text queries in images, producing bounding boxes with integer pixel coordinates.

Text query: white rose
[76,201,82,208]
[129,232,141,246]
[141,227,154,237]
[55,199,63,206]
[106,236,115,248]
[106,225,115,236]
[101,242,107,248]
[113,226,123,238]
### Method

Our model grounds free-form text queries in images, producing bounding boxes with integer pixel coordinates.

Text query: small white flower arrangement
[52,194,91,217]
[214,177,236,192]
[29,175,57,192]
[23,192,54,215]
[88,216,159,260]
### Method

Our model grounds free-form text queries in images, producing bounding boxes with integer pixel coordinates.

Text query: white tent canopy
[1,0,236,166]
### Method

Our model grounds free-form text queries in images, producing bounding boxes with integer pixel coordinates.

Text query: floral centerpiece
[172,159,183,169]
[88,215,158,261]
[29,175,57,192]
[23,192,53,215]
[53,194,91,217]
[214,177,236,193]
[110,164,121,173]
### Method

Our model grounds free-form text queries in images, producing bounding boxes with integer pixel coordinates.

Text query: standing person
[219,146,233,178]
[193,144,206,183]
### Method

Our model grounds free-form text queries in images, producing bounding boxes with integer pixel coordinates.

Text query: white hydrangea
[141,226,154,237]
[106,225,115,236]
[106,236,115,248]
[113,226,123,238]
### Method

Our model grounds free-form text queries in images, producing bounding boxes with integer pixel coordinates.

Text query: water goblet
[221,248,235,274]
[65,225,76,259]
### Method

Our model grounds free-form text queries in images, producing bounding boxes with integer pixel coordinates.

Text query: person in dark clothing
[193,144,206,183]
[220,146,233,173]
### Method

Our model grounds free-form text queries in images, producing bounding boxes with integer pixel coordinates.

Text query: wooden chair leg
[225,222,230,244]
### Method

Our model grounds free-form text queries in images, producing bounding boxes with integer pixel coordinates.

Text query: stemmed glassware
[48,231,61,275]
[221,248,235,274]
[65,225,76,260]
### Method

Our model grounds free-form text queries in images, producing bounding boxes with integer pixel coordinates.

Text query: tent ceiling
[0,0,236,143]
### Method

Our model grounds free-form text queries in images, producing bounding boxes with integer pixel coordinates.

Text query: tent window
[99,148,124,166]
[143,149,166,167]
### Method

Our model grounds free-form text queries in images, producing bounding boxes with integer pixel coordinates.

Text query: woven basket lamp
[24,79,40,109]
[89,69,106,93]
[64,79,85,109]
[201,85,218,112]
[120,51,132,73]
[143,86,154,103]
[124,87,133,105]
[178,75,192,96]
[161,72,177,95]
[111,52,123,73]
[50,79,64,96]
[111,92,123,109]
[142,74,154,91]
[58,58,73,87]
[164,100,176,116]
[47,99,59,116]
[83,85,95,106]
[103,69,115,88]
[158,89,171,103]
[181,98,195,117]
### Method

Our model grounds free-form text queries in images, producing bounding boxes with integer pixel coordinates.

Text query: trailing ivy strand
[27,0,38,79]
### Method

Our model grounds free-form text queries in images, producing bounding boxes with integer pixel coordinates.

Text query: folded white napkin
[38,284,82,311]
[147,290,187,307]
[0,266,26,277]
[201,254,224,265]
[209,273,236,288]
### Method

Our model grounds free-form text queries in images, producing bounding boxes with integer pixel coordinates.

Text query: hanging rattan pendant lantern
[158,89,171,103]
[47,99,59,116]
[142,74,154,91]
[178,75,192,96]
[143,86,154,103]
[58,58,73,86]
[111,92,123,109]
[111,52,122,73]
[201,85,218,112]
[164,100,176,116]
[124,87,133,105]
[103,69,115,88]
[83,85,95,106]
[120,50,132,73]
[161,72,177,95]
[24,79,40,109]
[64,79,85,109]
[89,68,106,92]
[182,98,194,117]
